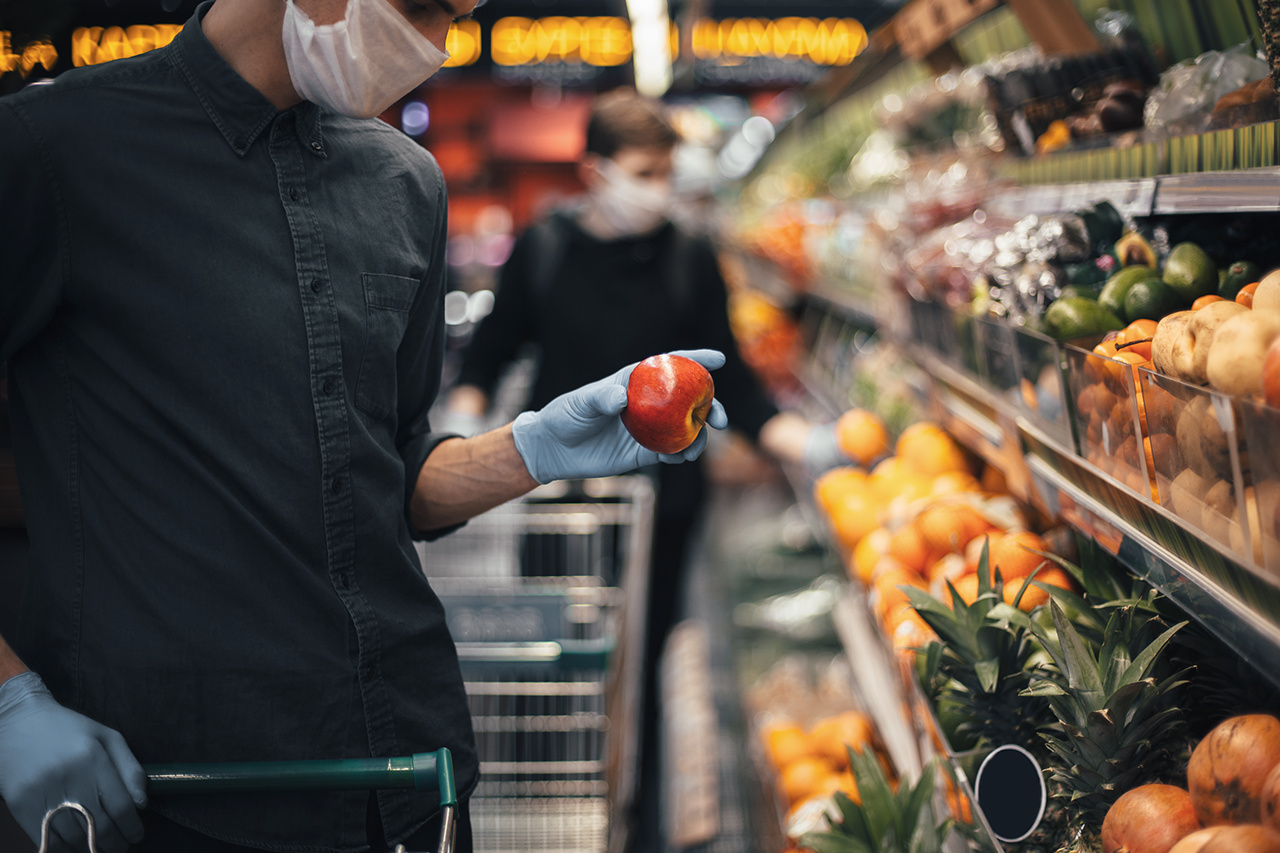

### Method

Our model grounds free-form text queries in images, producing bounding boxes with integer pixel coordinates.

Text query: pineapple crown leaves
[902,540,1039,695]
[1020,546,1164,649]
[800,749,954,853]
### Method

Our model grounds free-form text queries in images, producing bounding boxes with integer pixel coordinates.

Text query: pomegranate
[1199,824,1280,853]
[1188,715,1280,825]
[1263,764,1280,833]
[1102,784,1201,853]
[1169,827,1226,853]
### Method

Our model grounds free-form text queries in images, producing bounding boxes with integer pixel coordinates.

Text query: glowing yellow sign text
[443,20,481,67]
[1,31,58,77]
[72,25,183,67]
[491,17,632,67]
[691,17,868,66]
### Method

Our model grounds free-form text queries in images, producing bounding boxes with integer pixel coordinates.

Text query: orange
[931,470,982,496]
[869,457,933,504]
[871,566,924,619]
[989,531,1054,581]
[896,423,969,478]
[947,574,981,607]
[917,503,994,555]
[834,409,890,467]
[1237,281,1260,307]
[887,522,934,575]
[1117,319,1158,342]
[765,724,814,769]
[814,466,868,515]
[820,770,860,804]
[1192,294,1226,310]
[1006,566,1077,611]
[884,602,937,650]
[826,487,880,551]
[1117,339,1153,360]
[780,756,836,804]
[809,711,875,769]
[964,530,1005,573]
[851,528,891,583]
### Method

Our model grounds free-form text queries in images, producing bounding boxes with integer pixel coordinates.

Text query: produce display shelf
[794,287,1280,692]
[984,167,1280,220]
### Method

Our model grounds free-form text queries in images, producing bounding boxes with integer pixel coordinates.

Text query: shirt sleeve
[0,99,66,365]
[686,235,780,442]
[453,227,539,395]
[395,175,463,541]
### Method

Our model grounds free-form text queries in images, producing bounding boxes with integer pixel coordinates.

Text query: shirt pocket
[355,273,419,421]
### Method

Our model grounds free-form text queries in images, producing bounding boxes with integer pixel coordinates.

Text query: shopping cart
[417,476,654,853]
[38,748,458,853]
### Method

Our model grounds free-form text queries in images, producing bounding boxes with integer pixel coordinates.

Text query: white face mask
[282,0,450,119]
[589,159,672,238]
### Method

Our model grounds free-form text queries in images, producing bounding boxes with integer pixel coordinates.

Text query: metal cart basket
[417,476,654,853]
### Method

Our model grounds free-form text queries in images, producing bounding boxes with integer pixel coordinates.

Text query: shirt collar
[171,1,325,158]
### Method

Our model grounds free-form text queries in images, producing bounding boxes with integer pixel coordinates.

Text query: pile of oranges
[761,709,886,815]
[1080,318,1159,495]
[814,414,1078,652]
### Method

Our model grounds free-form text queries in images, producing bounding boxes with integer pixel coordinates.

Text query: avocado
[1044,297,1125,340]
[1219,260,1261,300]
[1099,265,1161,321]
[1064,262,1108,287]
[1115,232,1158,268]
[1058,284,1102,302]
[1123,279,1183,321]
[1163,242,1217,302]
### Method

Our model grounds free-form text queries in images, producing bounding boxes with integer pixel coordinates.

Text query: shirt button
[290,188,299,201]
[322,379,334,395]
[310,278,322,293]
[330,477,342,495]
[311,141,323,152]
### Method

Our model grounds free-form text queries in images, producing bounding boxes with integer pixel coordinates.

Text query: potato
[1253,272,1280,313]
[1195,398,1233,480]
[1228,485,1264,564]
[1201,478,1235,543]
[1184,301,1249,384]
[1151,311,1195,379]
[1205,310,1280,395]
[1168,468,1209,522]
[1176,396,1212,479]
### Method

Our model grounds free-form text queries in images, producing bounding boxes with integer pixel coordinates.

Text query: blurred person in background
[0,2,731,852]
[444,88,852,852]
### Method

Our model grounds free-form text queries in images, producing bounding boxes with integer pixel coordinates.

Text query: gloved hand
[512,349,729,484]
[0,671,147,853]
[802,421,853,476]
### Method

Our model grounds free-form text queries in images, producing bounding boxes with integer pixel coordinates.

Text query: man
[445,89,848,850]
[0,2,727,852]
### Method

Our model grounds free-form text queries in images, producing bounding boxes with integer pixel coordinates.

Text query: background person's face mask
[591,159,673,238]
[283,0,449,119]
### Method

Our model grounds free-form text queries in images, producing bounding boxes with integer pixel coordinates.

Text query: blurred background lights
[401,101,430,138]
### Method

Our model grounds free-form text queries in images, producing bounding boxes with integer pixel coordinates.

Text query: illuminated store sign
[443,20,481,67]
[1,31,58,77]
[691,17,868,66]
[72,25,183,67]
[491,17,632,66]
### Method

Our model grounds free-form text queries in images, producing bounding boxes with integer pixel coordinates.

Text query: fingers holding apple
[621,353,727,454]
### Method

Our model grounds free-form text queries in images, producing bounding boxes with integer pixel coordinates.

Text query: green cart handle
[38,749,456,853]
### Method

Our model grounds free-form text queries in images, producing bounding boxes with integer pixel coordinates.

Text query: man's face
[292,0,481,51]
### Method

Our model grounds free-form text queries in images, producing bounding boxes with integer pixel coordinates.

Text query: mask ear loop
[39,802,99,853]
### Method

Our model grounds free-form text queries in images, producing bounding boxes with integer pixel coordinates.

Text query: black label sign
[973,745,1047,842]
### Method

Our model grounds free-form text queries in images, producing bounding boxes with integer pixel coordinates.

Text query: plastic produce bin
[1065,344,1150,499]
[1014,326,1073,449]
[1138,368,1252,561]
[1238,397,1280,580]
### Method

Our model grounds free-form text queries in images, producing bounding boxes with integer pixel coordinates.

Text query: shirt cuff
[402,431,467,542]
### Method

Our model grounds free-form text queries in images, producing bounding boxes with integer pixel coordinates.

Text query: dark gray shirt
[0,4,476,849]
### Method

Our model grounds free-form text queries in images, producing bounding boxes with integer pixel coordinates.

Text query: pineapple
[904,544,1054,761]
[800,746,958,853]
[1023,601,1189,852]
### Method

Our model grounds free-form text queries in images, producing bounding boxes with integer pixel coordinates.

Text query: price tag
[974,744,1046,842]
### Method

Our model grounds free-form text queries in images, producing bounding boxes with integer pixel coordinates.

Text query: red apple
[1265,337,1280,408]
[621,354,715,454]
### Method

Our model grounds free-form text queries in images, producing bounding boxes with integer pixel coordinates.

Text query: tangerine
[1237,281,1261,307]
[852,528,891,583]
[780,756,836,804]
[896,423,969,478]
[887,522,934,575]
[809,711,875,769]
[917,503,994,555]
[989,531,1054,580]
[766,724,814,769]
[835,409,890,467]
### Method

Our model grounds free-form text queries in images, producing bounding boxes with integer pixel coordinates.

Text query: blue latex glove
[512,349,730,484]
[0,671,147,853]
[803,421,853,476]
